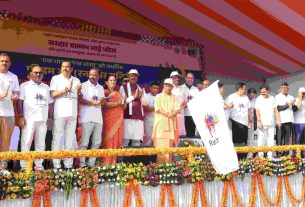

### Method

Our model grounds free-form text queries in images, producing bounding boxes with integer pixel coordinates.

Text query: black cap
[281,82,289,87]
[218,82,224,88]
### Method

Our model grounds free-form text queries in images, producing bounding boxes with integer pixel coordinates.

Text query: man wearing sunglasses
[122,77,128,86]
[18,65,53,171]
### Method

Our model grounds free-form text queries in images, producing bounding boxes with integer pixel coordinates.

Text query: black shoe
[64,167,72,171]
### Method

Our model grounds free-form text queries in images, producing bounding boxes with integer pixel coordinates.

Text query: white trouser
[9,126,20,152]
[20,120,47,170]
[80,122,103,167]
[247,128,257,146]
[123,119,144,146]
[143,119,153,146]
[52,117,77,169]
[257,126,275,158]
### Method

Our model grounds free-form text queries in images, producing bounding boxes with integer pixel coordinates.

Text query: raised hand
[66,79,73,92]
[134,88,139,99]
[77,84,82,94]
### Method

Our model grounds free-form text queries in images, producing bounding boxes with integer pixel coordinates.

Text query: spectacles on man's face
[32,71,43,75]
[123,80,128,83]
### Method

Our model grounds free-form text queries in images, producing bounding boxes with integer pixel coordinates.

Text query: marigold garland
[123,181,133,207]
[257,174,282,206]
[190,183,199,207]
[157,185,177,207]
[80,189,100,207]
[158,185,166,207]
[248,174,257,207]
[32,181,52,207]
[229,179,242,207]
[42,192,52,207]
[284,176,305,207]
[229,180,238,207]
[133,181,144,207]
[190,181,210,207]
[31,191,41,207]
[198,181,210,207]
[89,189,101,207]
[166,184,177,207]
[220,181,229,207]
[26,160,33,177]
[80,190,88,207]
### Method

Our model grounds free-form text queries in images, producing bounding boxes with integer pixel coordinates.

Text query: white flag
[187,81,239,175]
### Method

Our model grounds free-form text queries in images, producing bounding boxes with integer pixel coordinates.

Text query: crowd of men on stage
[0,52,303,172]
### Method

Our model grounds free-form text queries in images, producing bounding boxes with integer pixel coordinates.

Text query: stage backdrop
[0,16,204,84]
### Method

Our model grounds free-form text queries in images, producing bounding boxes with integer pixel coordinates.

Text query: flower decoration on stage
[178,138,203,160]
[205,114,218,137]
[0,171,32,200]
[0,156,305,201]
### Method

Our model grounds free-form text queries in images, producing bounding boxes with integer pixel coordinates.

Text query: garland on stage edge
[0,156,305,203]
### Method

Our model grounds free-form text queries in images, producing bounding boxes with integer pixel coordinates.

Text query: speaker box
[117,146,157,165]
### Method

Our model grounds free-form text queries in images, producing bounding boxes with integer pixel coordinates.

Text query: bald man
[18,65,53,171]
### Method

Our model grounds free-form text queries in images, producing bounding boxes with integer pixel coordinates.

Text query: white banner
[187,81,239,175]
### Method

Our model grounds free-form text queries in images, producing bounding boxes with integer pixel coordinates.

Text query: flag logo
[205,114,218,137]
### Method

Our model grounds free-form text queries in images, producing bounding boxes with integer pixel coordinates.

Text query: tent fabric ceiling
[1,0,305,82]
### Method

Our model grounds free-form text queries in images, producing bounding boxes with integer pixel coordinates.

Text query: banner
[2,51,203,86]
[187,81,239,175]
[0,19,202,71]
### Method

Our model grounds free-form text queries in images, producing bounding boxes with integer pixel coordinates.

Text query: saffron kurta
[152,92,180,145]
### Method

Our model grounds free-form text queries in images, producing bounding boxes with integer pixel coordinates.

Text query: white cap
[299,87,305,93]
[170,71,181,77]
[128,69,139,76]
[164,78,173,85]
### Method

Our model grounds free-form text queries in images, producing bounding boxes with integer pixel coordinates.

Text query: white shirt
[19,80,53,122]
[0,73,13,116]
[142,93,156,123]
[255,95,275,126]
[7,71,20,92]
[79,80,104,124]
[294,98,305,124]
[180,84,199,116]
[226,93,251,126]
[221,96,230,121]
[275,93,294,123]
[50,74,81,119]
[172,85,187,103]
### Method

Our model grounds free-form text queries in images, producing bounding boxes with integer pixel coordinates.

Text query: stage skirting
[0,173,303,207]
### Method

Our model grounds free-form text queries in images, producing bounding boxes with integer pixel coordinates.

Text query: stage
[0,173,303,207]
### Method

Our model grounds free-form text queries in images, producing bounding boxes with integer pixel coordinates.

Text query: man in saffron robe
[152,78,180,163]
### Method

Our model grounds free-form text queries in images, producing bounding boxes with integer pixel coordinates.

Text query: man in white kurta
[180,72,198,137]
[0,53,20,171]
[225,82,251,152]
[142,81,159,146]
[255,84,278,158]
[119,69,144,146]
[275,82,295,156]
[170,71,187,136]
[50,61,81,169]
[18,66,53,170]
[79,68,105,167]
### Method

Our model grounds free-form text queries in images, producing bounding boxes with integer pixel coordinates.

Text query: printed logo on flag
[205,114,218,137]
